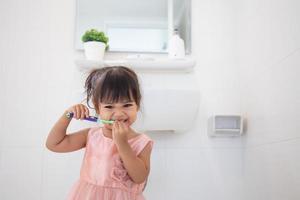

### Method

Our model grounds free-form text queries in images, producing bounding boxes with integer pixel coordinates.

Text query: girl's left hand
[112,121,131,146]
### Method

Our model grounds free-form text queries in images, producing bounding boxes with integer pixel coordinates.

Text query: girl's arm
[117,140,152,184]
[45,104,90,153]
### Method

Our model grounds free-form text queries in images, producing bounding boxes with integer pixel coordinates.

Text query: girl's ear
[136,104,140,111]
[96,103,101,115]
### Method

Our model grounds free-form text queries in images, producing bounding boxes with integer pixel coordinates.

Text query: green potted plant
[82,29,109,60]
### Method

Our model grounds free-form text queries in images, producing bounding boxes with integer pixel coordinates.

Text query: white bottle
[168,29,185,59]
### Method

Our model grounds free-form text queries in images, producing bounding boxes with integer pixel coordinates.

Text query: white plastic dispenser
[132,72,200,133]
[168,29,185,59]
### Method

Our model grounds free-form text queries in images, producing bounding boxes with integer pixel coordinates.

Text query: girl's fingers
[112,121,119,137]
[120,122,129,137]
[84,106,89,117]
[112,121,117,131]
[116,121,122,134]
[75,106,80,119]
[119,121,126,132]
[80,105,85,119]
[114,120,120,129]
[67,104,89,120]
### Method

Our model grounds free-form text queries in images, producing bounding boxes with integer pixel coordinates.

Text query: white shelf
[75,58,196,72]
[214,128,241,132]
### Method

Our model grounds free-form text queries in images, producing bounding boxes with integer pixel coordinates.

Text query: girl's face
[98,100,139,129]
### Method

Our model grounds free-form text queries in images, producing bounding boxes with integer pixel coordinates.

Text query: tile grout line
[246,136,300,149]
[40,148,45,200]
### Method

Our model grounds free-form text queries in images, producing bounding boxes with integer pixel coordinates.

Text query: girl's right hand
[66,104,89,120]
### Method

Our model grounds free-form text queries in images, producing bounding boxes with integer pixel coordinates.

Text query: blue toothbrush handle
[66,112,98,122]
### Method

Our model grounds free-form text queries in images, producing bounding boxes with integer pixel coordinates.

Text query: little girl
[46,66,153,200]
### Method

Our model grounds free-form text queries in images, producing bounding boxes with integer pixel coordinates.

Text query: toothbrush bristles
[100,119,114,124]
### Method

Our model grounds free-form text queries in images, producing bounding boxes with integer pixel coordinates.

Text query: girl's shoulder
[88,126,102,134]
[137,133,153,142]
[130,129,152,140]
[128,131,152,143]
[129,132,154,155]
[86,126,103,140]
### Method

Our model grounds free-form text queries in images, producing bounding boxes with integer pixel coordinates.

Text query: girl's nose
[112,110,126,119]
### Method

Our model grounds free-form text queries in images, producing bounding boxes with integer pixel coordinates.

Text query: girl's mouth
[119,119,129,123]
[110,119,129,123]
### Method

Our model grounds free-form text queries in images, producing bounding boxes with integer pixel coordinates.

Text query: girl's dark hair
[84,66,141,113]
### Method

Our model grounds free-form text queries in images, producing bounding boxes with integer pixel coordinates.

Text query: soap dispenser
[168,29,185,59]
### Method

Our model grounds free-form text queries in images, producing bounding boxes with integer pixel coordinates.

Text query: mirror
[172,0,191,54]
[75,0,191,54]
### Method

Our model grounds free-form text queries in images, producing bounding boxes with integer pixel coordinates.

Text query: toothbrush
[66,112,114,125]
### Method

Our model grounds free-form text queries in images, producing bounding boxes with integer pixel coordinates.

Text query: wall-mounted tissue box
[209,115,243,137]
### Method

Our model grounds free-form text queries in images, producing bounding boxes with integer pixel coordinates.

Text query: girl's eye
[104,105,113,109]
[124,104,133,107]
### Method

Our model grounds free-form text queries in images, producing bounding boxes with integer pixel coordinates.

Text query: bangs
[96,70,137,104]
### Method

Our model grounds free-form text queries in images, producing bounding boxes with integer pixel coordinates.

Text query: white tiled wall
[0,0,299,200]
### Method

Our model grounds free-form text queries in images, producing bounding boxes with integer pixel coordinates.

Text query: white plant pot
[83,41,106,61]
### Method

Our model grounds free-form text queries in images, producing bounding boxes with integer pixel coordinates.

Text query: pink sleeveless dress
[67,127,153,200]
